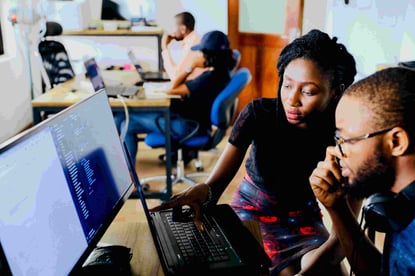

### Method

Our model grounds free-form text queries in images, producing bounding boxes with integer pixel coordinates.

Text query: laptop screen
[84,58,106,92]
[0,90,134,275]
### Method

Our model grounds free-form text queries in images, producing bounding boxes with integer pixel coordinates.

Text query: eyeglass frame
[334,127,395,156]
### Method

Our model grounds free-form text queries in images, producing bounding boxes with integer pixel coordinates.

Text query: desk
[98,200,266,276]
[63,28,164,71]
[31,71,173,201]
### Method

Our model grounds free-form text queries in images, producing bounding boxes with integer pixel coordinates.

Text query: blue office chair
[231,49,241,76]
[141,67,252,186]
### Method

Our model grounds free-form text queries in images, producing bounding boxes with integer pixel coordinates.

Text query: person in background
[150,29,357,275]
[118,30,236,168]
[309,67,415,275]
[161,11,203,82]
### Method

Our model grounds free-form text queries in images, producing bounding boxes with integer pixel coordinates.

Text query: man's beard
[347,143,395,199]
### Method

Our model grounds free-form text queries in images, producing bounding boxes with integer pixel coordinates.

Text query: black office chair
[37,21,75,91]
[141,67,252,186]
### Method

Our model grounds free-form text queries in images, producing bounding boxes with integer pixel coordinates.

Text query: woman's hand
[149,183,211,231]
[309,146,347,208]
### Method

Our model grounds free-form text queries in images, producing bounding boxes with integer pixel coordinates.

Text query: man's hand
[161,33,176,50]
[309,146,347,208]
[149,183,210,231]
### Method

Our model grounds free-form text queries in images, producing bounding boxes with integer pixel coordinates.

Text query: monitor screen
[101,0,156,21]
[0,90,134,275]
[0,21,4,56]
[84,57,106,92]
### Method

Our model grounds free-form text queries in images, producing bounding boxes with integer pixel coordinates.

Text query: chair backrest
[230,49,241,76]
[205,67,251,149]
[37,22,74,89]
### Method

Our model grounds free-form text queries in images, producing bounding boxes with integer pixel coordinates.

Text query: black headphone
[362,181,415,233]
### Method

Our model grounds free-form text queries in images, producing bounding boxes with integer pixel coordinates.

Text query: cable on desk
[117,95,130,142]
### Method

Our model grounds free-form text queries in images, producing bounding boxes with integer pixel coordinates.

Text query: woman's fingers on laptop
[148,184,208,230]
[150,184,209,211]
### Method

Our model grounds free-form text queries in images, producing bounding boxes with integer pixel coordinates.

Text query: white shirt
[161,31,201,81]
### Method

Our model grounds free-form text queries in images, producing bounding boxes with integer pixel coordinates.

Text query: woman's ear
[389,127,410,156]
[339,84,345,93]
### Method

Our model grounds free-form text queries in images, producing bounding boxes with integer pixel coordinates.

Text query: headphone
[362,181,415,233]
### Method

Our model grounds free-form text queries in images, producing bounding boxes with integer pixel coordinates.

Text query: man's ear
[179,24,187,34]
[389,127,410,156]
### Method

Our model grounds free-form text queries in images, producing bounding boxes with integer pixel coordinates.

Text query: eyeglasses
[334,127,394,156]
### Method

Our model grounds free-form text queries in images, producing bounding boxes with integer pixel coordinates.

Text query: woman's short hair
[277,29,357,92]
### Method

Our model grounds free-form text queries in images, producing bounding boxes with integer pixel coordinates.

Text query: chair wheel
[142,183,150,192]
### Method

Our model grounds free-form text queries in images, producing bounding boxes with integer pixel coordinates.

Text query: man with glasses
[309,67,415,275]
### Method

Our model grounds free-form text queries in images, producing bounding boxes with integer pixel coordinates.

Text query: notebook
[128,50,170,82]
[122,142,272,275]
[0,90,134,275]
[84,57,139,97]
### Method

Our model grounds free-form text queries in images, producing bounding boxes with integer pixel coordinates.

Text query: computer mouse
[79,245,132,275]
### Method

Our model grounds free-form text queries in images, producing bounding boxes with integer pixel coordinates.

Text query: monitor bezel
[0,90,135,275]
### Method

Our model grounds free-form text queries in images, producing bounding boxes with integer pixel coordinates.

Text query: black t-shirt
[229,98,334,210]
[170,69,230,131]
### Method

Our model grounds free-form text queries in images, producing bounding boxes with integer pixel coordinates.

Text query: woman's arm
[150,143,247,230]
[167,51,205,94]
[205,143,247,203]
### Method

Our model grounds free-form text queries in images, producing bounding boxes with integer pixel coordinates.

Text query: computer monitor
[0,90,134,275]
[84,57,106,92]
[101,0,157,21]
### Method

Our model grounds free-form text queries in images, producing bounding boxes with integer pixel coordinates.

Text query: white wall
[0,0,32,144]
[325,0,415,80]
[302,0,328,34]
[155,0,227,36]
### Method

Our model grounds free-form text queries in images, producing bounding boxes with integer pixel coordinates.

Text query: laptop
[84,57,140,97]
[128,50,170,82]
[123,142,272,275]
[0,90,134,275]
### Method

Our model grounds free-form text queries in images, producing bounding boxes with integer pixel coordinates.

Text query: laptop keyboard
[165,212,230,264]
[106,85,138,96]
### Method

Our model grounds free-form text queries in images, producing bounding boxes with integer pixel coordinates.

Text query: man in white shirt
[161,11,202,82]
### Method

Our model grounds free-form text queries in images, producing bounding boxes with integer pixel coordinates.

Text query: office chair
[141,67,252,186]
[37,21,75,91]
[231,49,241,76]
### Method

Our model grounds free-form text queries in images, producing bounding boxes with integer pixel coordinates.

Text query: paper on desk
[143,82,180,98]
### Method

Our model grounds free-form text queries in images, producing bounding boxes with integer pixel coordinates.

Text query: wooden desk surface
[99,211,265,276]
[32,70,171,108]
[63,28,163,36]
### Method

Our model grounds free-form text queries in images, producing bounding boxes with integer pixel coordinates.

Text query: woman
[151,29,357,275]
[116,30,236,167]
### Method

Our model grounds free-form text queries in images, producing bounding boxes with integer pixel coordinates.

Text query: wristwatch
[185,66,192,74]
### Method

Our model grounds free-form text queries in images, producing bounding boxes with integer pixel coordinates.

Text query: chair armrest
[154,115,201,145]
